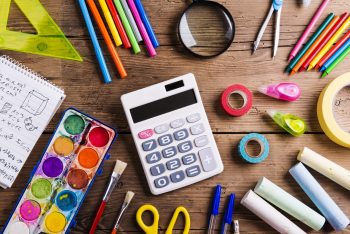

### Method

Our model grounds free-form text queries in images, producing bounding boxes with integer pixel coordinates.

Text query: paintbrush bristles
[113,160,127,175]
[124,191,135,204]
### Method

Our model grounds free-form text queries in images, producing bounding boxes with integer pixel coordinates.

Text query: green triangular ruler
[0,0,82,61]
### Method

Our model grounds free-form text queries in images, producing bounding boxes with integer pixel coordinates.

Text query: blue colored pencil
[320,38,350,72]
[133,0,159,48]
[78,0,112,83]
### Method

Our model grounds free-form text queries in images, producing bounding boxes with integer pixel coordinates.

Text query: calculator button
[194,135,209,147]
[187,113,201,123]
[162,146,177,158]
[173,129,189,141]
[146,152,161,164]
[158,134,173,146]
[138,129,153,139]
[154,176,169,188]
[170,119,185,129]
[166,159,181,171]
[182,153,197,165]
[186,165,201,177]
[150,164,165,176]
[190,123,205,135]
[170,171,185,183]
[178,141,193,153]
[154,124,169,134]
[142,139,157,151]
[198,148,217,172]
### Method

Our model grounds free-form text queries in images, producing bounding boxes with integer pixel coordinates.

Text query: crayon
[322,45,350,77]
[320,38,350,71]
[121,0,143,42]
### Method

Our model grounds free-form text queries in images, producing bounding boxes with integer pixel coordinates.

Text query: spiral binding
[0,55,64,94]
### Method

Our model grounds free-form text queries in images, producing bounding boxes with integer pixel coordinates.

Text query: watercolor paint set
[2,108,116,234]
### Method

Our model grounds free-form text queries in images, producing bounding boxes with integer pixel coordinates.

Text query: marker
[316,30,350,70]
[290,16,339,75]
[208,185,221,234]
[320,38,350,72]
[220,194,235,234]
[105,0,131,48]
[98,0,123,46]
[286,13,334,73]
[121,0,143,42]
[322,46,350,77]
[112,0,141,54]
[127,0,156,57]
[77,0,112,83]
[300,13,349,72]
[134,0,159,48]
[308,15,350,70]
[288,0,330,61]
[86,0,127,78]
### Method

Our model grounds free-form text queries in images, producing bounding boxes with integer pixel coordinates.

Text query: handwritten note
[0,56,65,188]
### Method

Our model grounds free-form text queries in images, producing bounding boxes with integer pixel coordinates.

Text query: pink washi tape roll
[221,84,253,117]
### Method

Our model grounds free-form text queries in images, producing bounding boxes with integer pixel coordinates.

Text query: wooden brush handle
[90,201,107,234]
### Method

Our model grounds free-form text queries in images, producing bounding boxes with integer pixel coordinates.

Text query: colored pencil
[98,0,123,46]
[78,0,112,83]
[134,0,159,48]
[288,0,330,61]
[320,38,350,71]
[290,16,339,75]
[121,0,143,42]
[299,13,348,72]
[322,45,350,77]
[86,0,127,78]
[105,0,131,48]
[308,15,350,70]
[286,13,334,73]
[316,30,350,70]
[112,0,141,54]
[127,0,156,57]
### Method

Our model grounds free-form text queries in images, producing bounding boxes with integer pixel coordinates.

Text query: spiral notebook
[0,56,65,188]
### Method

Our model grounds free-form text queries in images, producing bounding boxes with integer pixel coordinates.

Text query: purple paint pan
[42,157,64,178]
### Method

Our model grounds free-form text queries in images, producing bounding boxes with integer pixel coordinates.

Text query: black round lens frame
[177,0,236,59]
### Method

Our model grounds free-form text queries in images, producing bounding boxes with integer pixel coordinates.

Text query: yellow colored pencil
[308,16,350,70]
[98,0,123,46]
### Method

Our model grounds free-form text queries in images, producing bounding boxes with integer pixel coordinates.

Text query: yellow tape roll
[317,72,350,148]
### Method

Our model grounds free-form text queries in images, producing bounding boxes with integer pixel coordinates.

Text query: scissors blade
[253,5,274,54]
[273,8,282,58]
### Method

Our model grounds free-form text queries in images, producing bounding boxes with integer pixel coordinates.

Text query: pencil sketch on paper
[0,102,12,114]
[20,90,49,116]
[24,117,38,131]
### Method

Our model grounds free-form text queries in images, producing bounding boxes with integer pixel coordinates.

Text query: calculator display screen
[130,89,197,123]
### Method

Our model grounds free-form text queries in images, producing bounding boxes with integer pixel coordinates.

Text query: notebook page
[0,57,65,188]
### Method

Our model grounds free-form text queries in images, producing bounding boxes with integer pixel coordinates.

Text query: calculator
[121,73,224,195]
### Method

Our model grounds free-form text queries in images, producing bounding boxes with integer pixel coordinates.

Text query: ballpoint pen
[220,193,235,234]
[208,184,221,234]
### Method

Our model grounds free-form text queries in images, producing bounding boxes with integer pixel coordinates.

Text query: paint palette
[3,108,116,234]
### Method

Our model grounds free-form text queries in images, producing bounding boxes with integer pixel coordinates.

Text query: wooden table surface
[1,0,350,233]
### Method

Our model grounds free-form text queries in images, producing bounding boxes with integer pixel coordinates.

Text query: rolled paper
[254,177,325,231]
[289,163,350,231]
[240,190,307,234]
[298,147,350,190]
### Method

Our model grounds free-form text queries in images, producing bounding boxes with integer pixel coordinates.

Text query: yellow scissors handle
[165,206,191,234]
[136,204,159,234]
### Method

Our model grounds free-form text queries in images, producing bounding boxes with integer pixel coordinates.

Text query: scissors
[253,0,283,58]
[136,204,190,234]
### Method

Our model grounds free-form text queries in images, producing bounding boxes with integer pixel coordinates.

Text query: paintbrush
[89,160,127,234]
[111,191,135,234]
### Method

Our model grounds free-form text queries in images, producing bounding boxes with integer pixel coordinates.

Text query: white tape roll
[317,72,350,147]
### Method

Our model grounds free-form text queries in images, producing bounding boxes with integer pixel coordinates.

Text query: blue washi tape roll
[238,133,269,163]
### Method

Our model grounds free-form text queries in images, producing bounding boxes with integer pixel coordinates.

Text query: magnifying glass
[178,0,235,58]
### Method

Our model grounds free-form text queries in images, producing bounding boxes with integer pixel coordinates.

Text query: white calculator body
[121,73,223,195]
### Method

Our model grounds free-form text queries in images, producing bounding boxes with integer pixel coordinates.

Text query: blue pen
[320,38,350,72]
[77,0,112,83]
[208,184,221,234]
[134,0,159,48]
[220,194,235,234]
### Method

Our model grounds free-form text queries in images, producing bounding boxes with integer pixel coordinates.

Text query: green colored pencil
[113,0,141,54]
[322,45,350,78]
[286,13,334,73]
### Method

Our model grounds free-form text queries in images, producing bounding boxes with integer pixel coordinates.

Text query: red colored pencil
[316,30,350,70]
[106,0,131,49]
[300,12,349,71]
